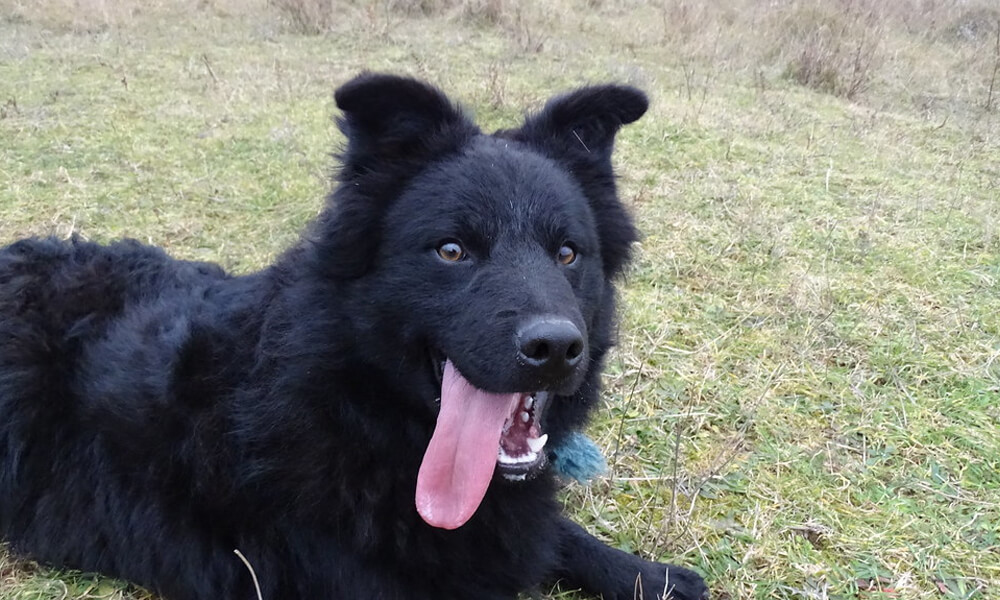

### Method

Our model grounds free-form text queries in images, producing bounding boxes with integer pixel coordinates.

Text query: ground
[0,1,998,599]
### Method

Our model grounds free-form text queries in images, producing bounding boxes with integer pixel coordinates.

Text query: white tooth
[526,434,548,453]
[498,448,538,464]
[524,396,534,410]
[520,411,530,423]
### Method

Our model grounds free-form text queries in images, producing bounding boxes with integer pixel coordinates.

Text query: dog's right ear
[334,73,476,177]
[310,74,477,279]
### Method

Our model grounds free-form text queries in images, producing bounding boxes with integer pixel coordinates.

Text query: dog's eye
[557,244,577,265]
[437,241,466,262]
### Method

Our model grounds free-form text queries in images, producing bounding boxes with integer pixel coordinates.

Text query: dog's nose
[516,318,585,379]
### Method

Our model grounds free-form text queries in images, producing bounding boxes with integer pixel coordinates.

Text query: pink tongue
[416,361,520,529]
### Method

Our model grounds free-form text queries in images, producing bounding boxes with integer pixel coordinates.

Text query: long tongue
[416,361,520,529]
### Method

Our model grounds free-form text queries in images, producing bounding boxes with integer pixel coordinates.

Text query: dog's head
[308,73,647,529]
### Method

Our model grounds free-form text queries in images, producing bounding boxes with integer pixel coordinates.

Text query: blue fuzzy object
[548,432,607,483]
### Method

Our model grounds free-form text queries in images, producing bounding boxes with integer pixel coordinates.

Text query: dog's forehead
[454,137,590,222]
[385,135,595,245]
[471,134,545,166]
[394,136,581,211]
[460,135,579,200]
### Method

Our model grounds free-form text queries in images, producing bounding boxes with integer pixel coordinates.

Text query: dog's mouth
[415,358,551,530]
[427,355,551,477]
[497,391,549,479]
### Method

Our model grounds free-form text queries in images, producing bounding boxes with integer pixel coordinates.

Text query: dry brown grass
[623,0,1000,113]
[268,0,334,34]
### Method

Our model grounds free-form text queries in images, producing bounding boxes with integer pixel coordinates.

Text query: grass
[1,0,999,598]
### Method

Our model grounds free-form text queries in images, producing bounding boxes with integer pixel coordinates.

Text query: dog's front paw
[633,561,708,600]
[554,518,708,600]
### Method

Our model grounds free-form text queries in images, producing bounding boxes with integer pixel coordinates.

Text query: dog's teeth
[498,447,538,465]
[520,411,530,423]
[526,434,548,453]
[524,396,534,410]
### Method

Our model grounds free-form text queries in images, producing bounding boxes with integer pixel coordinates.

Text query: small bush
[268,0,334,34]
[460,0,506,27]
[267,0,524,42]
[780,0,885,99]
[949,6,1000,43]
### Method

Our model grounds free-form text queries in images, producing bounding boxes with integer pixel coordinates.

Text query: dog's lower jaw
[496,391,550,480]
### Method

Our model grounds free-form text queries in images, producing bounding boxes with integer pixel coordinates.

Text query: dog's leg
[552,518,708,600]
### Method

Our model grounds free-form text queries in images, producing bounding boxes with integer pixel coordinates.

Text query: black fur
[0,73,707,600]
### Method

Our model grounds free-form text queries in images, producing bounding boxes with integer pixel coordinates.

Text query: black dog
[0,73,707,600]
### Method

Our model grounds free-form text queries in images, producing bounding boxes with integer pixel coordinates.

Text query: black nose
[516,318,585,380]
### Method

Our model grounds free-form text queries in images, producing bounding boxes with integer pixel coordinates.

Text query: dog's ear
[310,74,477,279]
[500,85,648,277]
[509,85,648,162]
[334,72,475,176]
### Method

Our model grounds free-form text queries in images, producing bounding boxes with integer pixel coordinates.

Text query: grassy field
[1,0,999,598]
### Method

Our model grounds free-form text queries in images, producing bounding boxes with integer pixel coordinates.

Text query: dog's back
[0,236,226,345]
[0,237,237,589]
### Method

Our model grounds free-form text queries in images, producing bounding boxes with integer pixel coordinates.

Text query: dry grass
[1,0,999,599]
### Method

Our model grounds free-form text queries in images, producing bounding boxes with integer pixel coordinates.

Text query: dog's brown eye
[437,241,465,262]
[557,244,577,265]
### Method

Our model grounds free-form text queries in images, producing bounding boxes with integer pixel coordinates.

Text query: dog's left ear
[500,85,648,277]
[509,84,648,162]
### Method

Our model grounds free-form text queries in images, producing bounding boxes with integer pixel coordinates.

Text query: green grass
[1,1,999,598]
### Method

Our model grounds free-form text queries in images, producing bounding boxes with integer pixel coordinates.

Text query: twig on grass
[609,362,644,482]
[986,18,1000,112]
[202,54,219,86]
